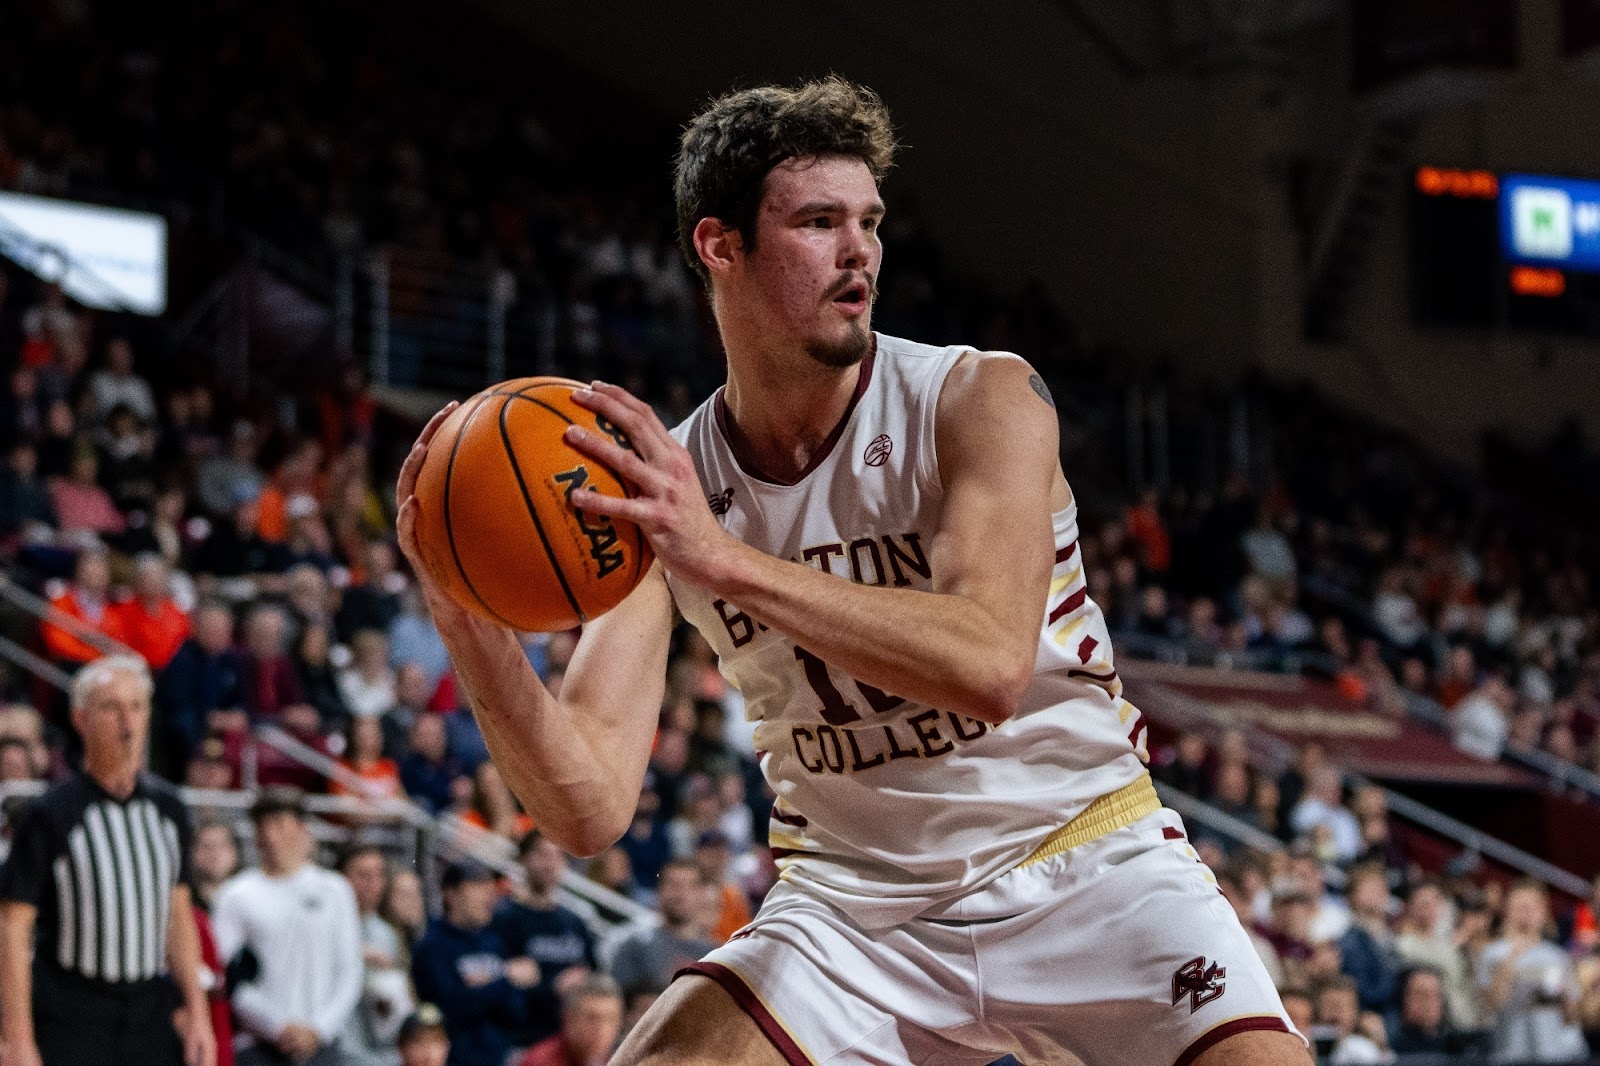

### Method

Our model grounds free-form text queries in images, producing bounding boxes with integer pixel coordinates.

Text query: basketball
[411,376,654,633]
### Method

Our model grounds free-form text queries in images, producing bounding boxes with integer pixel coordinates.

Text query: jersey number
[794,646,904,725]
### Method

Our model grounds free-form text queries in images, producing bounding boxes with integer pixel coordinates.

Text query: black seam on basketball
[504,394,640,501]
[506,393,649,584]
[442,398,522,629]
[498,397,587,625]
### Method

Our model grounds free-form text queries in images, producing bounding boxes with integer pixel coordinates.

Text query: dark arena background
[1,1,1599,1064]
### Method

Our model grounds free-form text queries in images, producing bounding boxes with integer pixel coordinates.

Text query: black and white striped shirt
[0,771,191,983]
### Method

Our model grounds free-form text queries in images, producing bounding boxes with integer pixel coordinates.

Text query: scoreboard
[1411,166,1600,336]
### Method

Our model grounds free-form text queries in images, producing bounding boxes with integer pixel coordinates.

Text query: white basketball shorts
[678,806,1299,1066]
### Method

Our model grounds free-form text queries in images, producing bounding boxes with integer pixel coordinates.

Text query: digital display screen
[1412,167,1600,335]
[1500,173,1600,271]
[0,191,167,315]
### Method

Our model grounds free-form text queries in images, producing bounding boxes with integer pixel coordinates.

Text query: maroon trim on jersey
[1174,1016,1294,1066]
[769,846,814,861]
[1163,826,1186,840]
[676,961,813,1066]
[712,337,877,487]
[1048,587,1088,625]
[1055,539,1079,564]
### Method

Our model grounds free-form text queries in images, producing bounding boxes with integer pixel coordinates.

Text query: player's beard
[805,317,872,368]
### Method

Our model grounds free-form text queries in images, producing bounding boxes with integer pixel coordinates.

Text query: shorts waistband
[1016,773,1160,868]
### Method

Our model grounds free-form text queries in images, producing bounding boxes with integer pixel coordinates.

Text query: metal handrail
[0,633,72,690]
[1122,661,1594,897]
[1372,783,1593,898]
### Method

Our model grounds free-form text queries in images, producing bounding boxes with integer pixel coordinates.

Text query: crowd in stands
[1095,404,1600,781]
[1153,729,1600,1063]
[2,0,1600,1064]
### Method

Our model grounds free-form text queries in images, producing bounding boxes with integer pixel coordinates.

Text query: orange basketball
[411,376,653,633]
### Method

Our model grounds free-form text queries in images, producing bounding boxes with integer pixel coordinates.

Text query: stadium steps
[1303,115,1419,342]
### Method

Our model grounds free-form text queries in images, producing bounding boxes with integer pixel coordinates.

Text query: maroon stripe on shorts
[1163,826,1185,840]
[676,961,812,1066]
[1048,586,1088,624]
[1055,540,1079,564]
[1174,1016,1293,1066]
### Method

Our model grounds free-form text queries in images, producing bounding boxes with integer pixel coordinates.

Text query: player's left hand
[565,381,734,588]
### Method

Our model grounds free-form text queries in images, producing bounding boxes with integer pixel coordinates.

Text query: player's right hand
[395,403,480,629]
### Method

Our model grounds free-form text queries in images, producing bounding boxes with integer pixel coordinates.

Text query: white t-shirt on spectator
[338,667,398,719]
[1453,692,1509,761]
[212,863,365,1049]
[88,370,158,424]
[1290,797,1363,864]
[1476,939,1588,1064]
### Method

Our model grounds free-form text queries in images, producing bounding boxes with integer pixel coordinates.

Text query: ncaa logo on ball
[864,434,893,467]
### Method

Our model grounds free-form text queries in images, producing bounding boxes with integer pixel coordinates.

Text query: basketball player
[396,78,1309,1066]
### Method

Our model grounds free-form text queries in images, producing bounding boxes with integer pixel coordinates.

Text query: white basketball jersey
[666,333,1149,929]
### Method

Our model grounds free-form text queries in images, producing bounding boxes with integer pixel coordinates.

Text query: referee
[0,655,216,1066]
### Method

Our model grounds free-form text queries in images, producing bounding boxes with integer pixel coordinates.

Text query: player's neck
[722,346,865,483]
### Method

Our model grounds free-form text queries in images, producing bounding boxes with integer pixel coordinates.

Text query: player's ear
[693,216,741,277]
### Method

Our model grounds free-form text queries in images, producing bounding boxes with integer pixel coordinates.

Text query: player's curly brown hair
[674,76,897,282]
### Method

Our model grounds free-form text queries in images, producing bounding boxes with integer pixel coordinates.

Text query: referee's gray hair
[70,655,154,711]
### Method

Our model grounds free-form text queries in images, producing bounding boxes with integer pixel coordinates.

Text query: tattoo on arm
[1029,373,1056,409]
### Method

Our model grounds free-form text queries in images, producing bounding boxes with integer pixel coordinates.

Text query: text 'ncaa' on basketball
[395,79,1310,1066]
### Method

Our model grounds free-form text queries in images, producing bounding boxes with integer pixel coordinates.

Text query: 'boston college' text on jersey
[666,333,1148,929]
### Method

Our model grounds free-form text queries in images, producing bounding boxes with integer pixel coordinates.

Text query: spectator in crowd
[1338,863,1401,1014]
[1314,975,1394,1065]
[1388,966,1484,1057]
[295,622,351,729]
[692,830,752,945]
[493,830,599,1048]
[513,975,624,1066]
[1454,676,1515,762]
[410,861,538,1066]
[212,786,364,1066]
[1477,880,1589,1064]
[48,449,126,539]
[191,819,240,911]
[195,423,265,520]
[665,776,724,860]
[0,441,55,540]
[1287,848,1351,944]
[388,591,450,691]
[607,860,717,997]
[86,337,157,424]
[193,488,285,592]
[1291,768,1362,865]
[0,738,33,784]
[340,844,413,1066]
[399,713,464,815]
[96,405,158,514]
[338,541,405,641]
[382,869,429,966]
[340,629,398,720]
[618,788,671,893]
[157,600,243,766]
[257,439,322,545]
[0,705,49,782]
[1266,892,1318,989]
[1394,879,1478,1032]
[1153,729,1211,800]
[237,604,303,721]
[1279,986,1314,1043]
[112,553,191,670]
[40,548,124,666]
[396,1005,451,1066]
[334,715,406,809]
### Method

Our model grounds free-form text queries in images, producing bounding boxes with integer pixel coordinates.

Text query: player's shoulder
[935,347,1044,412]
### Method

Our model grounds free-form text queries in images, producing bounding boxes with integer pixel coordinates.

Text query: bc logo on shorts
[1171,956,1227,1014]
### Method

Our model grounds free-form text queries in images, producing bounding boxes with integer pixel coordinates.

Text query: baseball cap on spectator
[250,785,308,822]
[397,1002,448,1046]
[441,859,497,889]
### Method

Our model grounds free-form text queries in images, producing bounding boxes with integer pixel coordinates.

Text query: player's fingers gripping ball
[411,376,654,632]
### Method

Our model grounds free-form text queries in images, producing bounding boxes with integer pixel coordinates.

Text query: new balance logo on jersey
[708,488,735,517]
[1171,956,1226,1014]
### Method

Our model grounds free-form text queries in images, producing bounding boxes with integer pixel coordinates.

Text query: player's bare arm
[564,352,1060,725]
[396,405,671,855]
